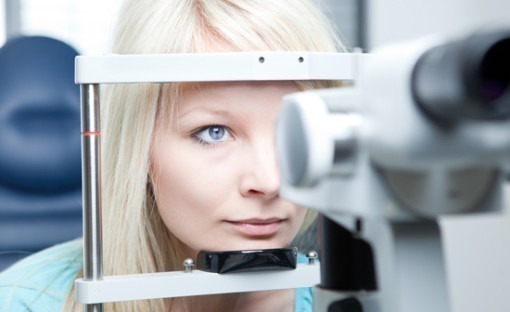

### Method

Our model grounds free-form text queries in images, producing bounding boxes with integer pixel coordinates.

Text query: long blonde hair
[64,0,345,310]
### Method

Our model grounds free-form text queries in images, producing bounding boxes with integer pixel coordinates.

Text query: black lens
[479,39,510,102]
[412,30,510,123]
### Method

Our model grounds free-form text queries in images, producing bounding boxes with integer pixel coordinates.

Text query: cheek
[153,174,214,252]
[153,150,235,216]
[151,145,237,250]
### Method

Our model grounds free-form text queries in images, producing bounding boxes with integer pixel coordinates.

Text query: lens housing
[412,30,510,123]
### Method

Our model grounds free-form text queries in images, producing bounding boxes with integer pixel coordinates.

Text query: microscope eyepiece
[412,30,510,123]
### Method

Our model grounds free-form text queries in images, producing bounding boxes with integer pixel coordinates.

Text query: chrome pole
[80,84,103,312]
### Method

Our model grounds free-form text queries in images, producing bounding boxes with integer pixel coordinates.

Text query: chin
[192,235,293,253]
[225,238,290,251]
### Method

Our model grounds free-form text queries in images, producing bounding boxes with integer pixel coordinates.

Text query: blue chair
[0,36,82,270]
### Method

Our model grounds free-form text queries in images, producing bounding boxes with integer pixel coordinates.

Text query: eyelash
[191,125,232,147]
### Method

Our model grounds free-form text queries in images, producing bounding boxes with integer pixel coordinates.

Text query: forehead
[178,81,299,112]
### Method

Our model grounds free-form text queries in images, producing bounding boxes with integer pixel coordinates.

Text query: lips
[226,218,285,236]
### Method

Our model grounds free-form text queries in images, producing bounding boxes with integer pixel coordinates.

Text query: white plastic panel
[75,52,358,83]
[75,263,320,304]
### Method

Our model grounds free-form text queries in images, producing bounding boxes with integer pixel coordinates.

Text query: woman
[0,0,345,311]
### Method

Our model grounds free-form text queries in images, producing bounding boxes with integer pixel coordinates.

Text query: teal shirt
[0,241,313,311]
[0,239,82,311]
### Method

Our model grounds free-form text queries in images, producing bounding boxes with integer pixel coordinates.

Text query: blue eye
[193,125,232,145]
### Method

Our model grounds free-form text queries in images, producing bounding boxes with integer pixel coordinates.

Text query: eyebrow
[178,106,232,119]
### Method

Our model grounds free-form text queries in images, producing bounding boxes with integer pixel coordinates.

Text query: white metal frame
[75,51,358,311]
[75,263,320,304]
[75,52,357,83]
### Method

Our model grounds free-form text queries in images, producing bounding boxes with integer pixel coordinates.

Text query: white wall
[317,0,361,49]
[0,1,4,45]
[368,0,510,48]
[13,0,123,54]
[442,211,510,312]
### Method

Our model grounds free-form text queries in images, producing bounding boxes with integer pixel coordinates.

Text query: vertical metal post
[80,84,104,312]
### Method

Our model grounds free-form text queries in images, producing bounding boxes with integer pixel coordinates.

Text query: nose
[239,138,280,200]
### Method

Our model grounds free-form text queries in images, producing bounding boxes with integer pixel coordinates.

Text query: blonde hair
[64,0,345,310]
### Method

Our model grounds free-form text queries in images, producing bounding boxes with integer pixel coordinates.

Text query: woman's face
[151,81,307,256]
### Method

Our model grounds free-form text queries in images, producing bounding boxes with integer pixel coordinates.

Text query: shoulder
[0,239,83,311]
[294,253,314,312]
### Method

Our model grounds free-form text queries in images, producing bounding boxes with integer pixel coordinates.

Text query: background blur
[0,0,366,55]
[1,0,123,54]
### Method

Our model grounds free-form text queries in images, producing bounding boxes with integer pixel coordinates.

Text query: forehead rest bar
[75,52,358,84]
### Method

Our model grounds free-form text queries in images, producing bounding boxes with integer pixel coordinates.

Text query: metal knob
[183,258,195,273]
[306,250,318,264]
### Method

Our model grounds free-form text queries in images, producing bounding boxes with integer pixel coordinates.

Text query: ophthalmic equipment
[75,25,510,312]
[276,29,510,312]
[75,51,355,311]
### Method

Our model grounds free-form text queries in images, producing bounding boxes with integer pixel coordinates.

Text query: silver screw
[306,250,318,264]
[183,258,194,273]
